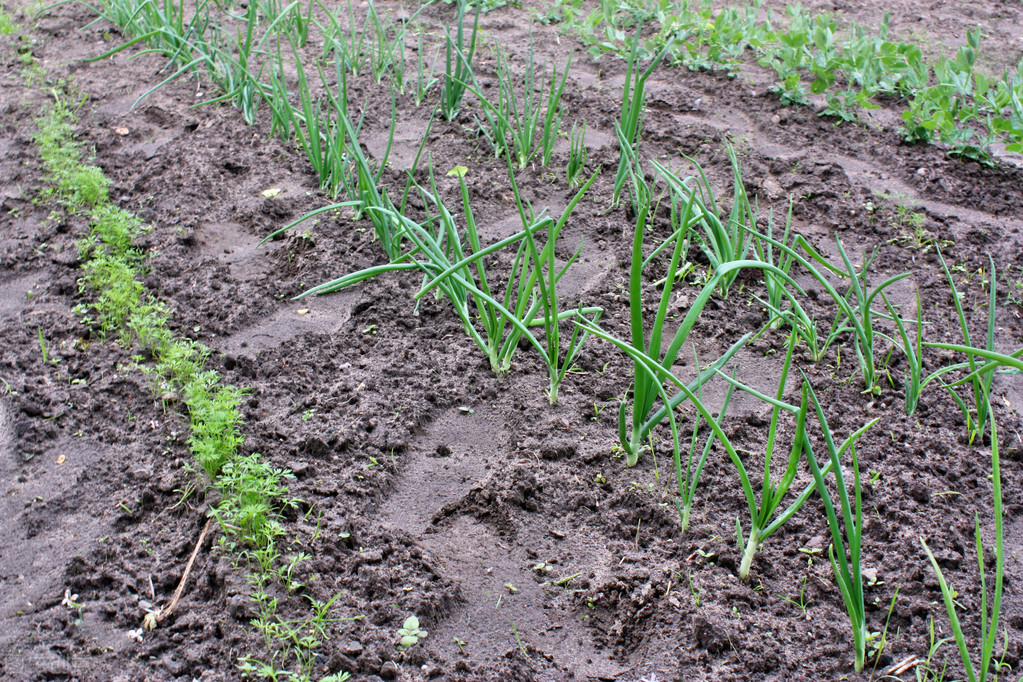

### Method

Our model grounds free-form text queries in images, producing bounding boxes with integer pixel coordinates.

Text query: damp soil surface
[2,1,1023,680]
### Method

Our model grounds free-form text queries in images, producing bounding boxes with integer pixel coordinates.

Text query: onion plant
[711,333,877,581]
[925,339,1023,449]
[364,0,405,84]
[882,270,1021,422]
[256,0,313,47]
[674,359,736,535]
[263,39,293,141]
[411,164,602,400]
[318,0,370,74]
[880,290,925,414]
[752,263,822,362]
[474,40,570,169]
[261,107,433,252]
[616,131,805,466]
[291,0,313,47]
[936,250,996,443]
[412,29,439,105]
[268,41,399,230]
[749,198,798,329]
[328,85,401,257]
[802,376,876,674]
[440,0,480,121]
[746,229,909,394]
[565,121,588,187]
[507,165,603,402]
[921,413,1006,682]
[728,334,810,580]
[476,154,604,401]
[194,0,313,125]
[920,251,1020,444]
[82,0,221,109]
[286,45,352,198]
[291,163,601,402]
[199,1,264,125]
[343,0,432,87]
[805,243,910,395]
[612,28,670,206]
[650,143,753,297]
[578,322,866,586]
[84,0,214,72]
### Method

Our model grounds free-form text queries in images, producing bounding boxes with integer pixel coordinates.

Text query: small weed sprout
[776,576,810,619]
[511,619,529,658]
[0,4,18,34]
[397,615,428,648]
[879,194,932,251]
[61,588,80,609]
[62,588,84,624]
[37,327,58,364]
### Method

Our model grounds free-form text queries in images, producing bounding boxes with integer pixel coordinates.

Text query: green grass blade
[921,539,977,682]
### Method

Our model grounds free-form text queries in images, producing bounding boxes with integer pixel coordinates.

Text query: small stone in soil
[380,660,399,680]
[227,594,255,621]
[287,461,310,478]
[422,662,444,677]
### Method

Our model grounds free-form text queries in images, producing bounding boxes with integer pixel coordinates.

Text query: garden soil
[1,0,1022,680]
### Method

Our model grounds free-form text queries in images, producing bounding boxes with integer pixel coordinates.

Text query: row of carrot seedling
[76,0,1020,676]
[30,93,339,679]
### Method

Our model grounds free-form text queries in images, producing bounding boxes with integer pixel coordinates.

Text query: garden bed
[0,0,1021,680]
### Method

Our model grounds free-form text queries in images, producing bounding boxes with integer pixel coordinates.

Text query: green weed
[0,3,19,34]
[397,615,428,648]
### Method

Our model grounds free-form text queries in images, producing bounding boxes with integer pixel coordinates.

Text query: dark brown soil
[1,1,1022,681]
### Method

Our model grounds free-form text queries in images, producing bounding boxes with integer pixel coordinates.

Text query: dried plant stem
[157,517,214,624]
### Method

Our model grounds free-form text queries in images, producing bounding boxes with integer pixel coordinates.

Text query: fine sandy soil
[1,0,1022,680]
